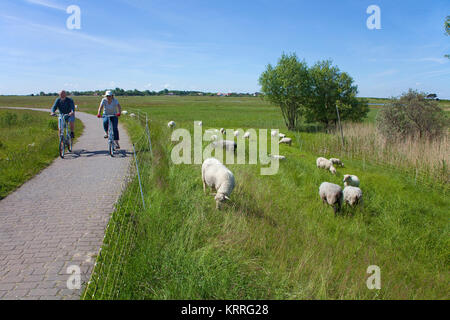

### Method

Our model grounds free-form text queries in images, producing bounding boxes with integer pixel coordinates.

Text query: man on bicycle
[97,90,122,149]
[50,90,76,139]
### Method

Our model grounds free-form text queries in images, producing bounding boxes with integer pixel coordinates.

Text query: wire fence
[82,110,152,300]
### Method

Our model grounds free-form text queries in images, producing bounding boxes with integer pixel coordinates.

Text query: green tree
[259,53,311,130]
[305,60,368,129]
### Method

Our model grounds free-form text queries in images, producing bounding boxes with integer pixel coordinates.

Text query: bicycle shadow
[65,149,132,159]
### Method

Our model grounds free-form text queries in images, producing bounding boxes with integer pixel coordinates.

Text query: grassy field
[0,108,83,199]
[1,96,448,299]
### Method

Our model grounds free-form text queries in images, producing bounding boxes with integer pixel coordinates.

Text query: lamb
[343,186,363,206]
[319,182,343,214]
[211,140,237,152]
[121,110,128,115]
[270,155,286,160]
[316,157,337,175]
[202,158,235,209]
[130,113,136,118]
[343,174,360,187]
[243,132,251,139]
[168,121,176,128]
[279,137,292,146]
[329,158,344,167]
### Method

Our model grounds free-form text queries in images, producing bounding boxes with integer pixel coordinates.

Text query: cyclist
[50,90,76,138]
[97,90,122,149]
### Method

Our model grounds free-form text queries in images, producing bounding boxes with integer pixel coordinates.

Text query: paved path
[0,108,132,300]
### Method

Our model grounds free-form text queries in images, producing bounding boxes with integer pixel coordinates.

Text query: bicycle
[52,112,73,158]
[103,114,118,157]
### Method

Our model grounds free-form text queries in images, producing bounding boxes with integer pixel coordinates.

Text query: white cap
[104,90,113,97]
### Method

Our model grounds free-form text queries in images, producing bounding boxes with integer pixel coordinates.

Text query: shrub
[376,89,448,141]
[48,119,58,131]
[0,112,18,127]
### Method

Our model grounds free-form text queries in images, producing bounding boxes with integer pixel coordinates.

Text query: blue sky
[0,0,449,98]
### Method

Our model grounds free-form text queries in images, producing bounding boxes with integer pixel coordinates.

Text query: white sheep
[234,130,240,137]
[279,133,286,138]
[270,155,286,160]
[319,182,343,214]
[121,110,128,115]
[202,158,235,209]
[343,174,360,187]
[243,132,251,139]
[130,113,136,118]
[279,137,292,146]
[316,157,337,175]
[211,140,237,152]
[271,130,278,137]
[330,158,344,167]
[343,186,363,206]
[168,121,176,128]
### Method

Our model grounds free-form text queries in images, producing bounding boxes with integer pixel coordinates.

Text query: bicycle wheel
[59,137,65,158]
[109,141,114,157]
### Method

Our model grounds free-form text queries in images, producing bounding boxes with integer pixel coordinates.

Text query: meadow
[0,96,448,299]
[0,108,83,199]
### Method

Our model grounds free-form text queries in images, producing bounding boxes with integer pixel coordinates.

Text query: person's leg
[69,115,75,138]
[103,117,109,137]
[112,117,120,148]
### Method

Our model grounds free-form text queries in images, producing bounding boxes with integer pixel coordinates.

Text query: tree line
[33,89,260,97]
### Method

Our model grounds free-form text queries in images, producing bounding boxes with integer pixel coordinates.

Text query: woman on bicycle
[97,90,122,149]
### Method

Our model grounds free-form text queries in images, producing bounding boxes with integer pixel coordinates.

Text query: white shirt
[101,98,119,115]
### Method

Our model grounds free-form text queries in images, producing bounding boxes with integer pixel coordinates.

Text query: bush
[0,112,18,127]
[48,119,58,131]
[376,89,448,141]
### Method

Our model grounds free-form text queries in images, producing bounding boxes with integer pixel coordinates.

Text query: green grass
[1,96,448,299]
[0,109,83,199]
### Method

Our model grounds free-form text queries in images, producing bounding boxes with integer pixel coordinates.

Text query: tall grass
[301,122,449,190]
[0,109,84,199]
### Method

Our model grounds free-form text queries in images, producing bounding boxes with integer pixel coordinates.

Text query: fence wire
[82,111,152,300]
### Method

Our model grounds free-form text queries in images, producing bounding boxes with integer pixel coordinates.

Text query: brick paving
[0,108,132,300]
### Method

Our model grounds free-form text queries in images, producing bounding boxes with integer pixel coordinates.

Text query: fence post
[133,144,146,210]
[145,115,153,156]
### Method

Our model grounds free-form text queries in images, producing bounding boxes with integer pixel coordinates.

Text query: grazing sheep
[316,157,337,175]
[202,158,235,209]
[234,130,240,137]
[343,174,360,187]
[121,110,128,115]
[130,113,136,118]
[168,121,176,128]
[279,137,292,146]
[330,158,344,167]
[279,133,286,138]
[243,131,251,139]
[271,130,278,137]
[343,186,363,206]
[211,140,237,152]
[270,155,286,160]
[319,182,343,214]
